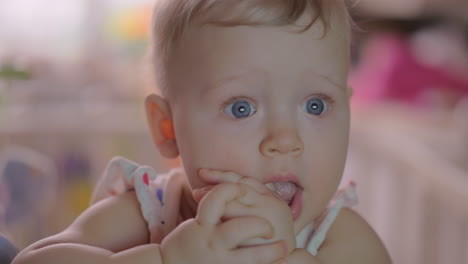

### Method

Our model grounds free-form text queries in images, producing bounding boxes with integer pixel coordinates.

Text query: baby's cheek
[207,142,256,173]
[306,182,339,218]
[302,168,341,216]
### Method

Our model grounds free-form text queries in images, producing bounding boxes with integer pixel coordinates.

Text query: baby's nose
[260,130,303,158]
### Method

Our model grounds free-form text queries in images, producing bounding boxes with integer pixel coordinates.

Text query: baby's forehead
[167,23,349,93]
[151,1,351,98]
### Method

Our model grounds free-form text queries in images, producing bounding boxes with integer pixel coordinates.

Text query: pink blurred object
[349,32,468,108]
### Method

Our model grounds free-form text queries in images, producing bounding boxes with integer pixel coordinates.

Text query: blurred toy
[105,4,153,56]
[0,146,58,248]
[350,25,468,109]
[58,150,93,215]
[91,156,180,243]
[108,5,152,42]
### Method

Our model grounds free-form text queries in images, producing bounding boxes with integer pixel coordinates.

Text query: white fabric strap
[304,182,358,256]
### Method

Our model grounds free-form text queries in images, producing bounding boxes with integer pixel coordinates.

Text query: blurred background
[0,0,467,263]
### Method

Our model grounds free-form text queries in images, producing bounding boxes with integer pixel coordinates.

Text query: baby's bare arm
[15,181,284,264]
[13,191,162,264]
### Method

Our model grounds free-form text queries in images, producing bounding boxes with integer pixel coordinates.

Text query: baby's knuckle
[211,182,232,195]
[237,182,248,191]
[239,175,252,184]
[226,171,239,178]
[233,183,248,195]
[219,182,236,190]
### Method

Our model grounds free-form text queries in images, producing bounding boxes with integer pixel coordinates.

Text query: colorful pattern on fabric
[91,157,184,243]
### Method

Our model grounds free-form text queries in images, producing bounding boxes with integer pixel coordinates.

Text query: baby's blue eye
[304,98,327,115]
[224,100,256,118]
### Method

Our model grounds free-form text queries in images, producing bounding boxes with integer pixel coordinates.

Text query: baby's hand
[194,169,296,255]
[160,182,287,264]
[282,248,321,264]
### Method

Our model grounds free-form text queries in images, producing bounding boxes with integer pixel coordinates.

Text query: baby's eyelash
[220,96,255,108]
[309,92,335,104]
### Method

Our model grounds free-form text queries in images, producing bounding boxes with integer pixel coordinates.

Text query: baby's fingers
[199,169,270,195]
[192,185,215,203]
[216,216,274,249]
[234,240,288,264]
[196,183,247,226]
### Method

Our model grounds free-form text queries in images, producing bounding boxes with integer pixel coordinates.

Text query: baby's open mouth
[265,181,298,205]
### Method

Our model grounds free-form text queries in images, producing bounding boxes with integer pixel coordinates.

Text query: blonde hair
[150,0,349,96]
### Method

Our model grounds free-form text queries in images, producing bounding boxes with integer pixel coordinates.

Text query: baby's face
[165,15,350,234]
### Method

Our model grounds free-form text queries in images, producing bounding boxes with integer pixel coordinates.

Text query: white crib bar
[348,115,468,264]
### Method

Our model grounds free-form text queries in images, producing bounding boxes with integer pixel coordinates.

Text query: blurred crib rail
[345,105,468,264]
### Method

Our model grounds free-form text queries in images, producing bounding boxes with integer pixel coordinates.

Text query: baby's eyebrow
[202,69,345,94]
[310,73,346,92]
[297,68,346,92]
[202,69,267,95]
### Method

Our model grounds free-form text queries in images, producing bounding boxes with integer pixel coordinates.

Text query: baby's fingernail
[199,168,212,175]
[192,185,213,202]
[192,187,206,200]
[192,189,204,202]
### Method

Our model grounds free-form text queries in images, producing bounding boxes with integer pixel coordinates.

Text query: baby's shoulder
[318,207,392,263]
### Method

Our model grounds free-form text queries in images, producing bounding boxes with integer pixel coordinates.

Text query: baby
[13,0,391,263]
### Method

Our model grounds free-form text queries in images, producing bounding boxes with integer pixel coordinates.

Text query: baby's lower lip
[289,189,303,220]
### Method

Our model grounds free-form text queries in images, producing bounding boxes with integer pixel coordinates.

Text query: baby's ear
[145,94,179,159]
